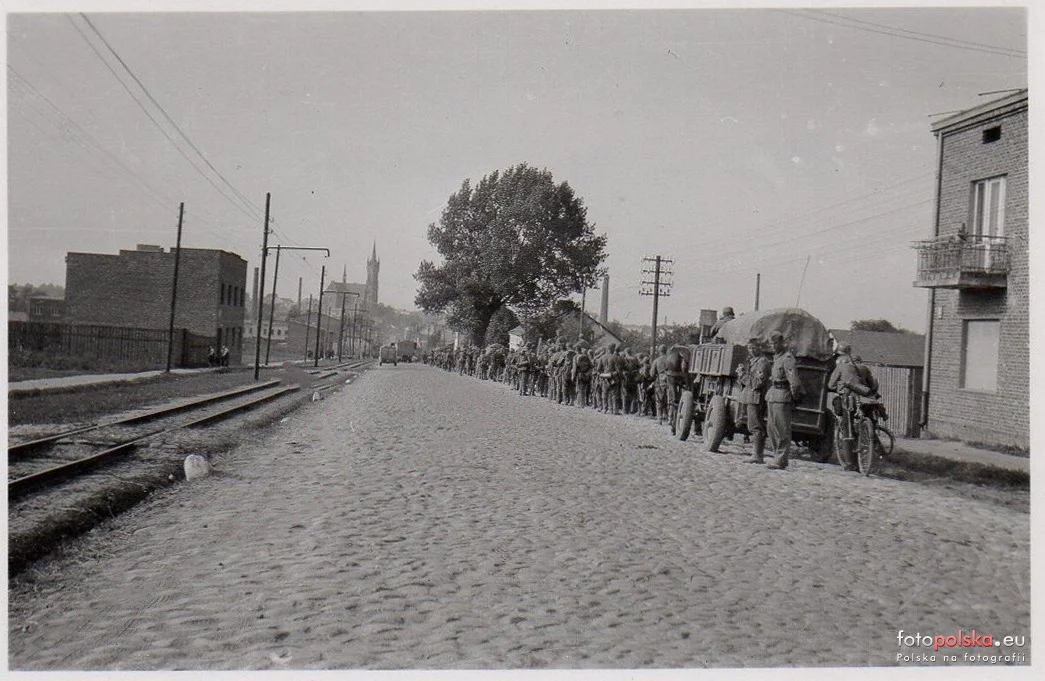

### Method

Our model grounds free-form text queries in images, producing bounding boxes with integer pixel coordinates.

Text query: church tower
[366,242,379,308]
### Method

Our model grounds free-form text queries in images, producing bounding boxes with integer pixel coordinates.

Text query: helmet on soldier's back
[721,307,734,317]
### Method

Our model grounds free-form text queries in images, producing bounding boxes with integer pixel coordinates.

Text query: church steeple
[366,242,379,307]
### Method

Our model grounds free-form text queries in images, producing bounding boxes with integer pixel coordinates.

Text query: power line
[78,13,268,223]
[806,9,1026,57]
[68,14,264,231]
[9,65,246,240]
[783,9,1026,59]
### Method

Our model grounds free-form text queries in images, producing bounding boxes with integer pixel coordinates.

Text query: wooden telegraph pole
[314,265,326,368]
[165,202,185,373]
[253,193,271,381]
[640,255,673,357]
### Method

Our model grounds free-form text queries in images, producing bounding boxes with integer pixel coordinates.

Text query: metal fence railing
[912,235,1009,281]
[8,321,216,368]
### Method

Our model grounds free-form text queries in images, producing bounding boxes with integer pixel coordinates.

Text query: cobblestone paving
[8,364,1031,670]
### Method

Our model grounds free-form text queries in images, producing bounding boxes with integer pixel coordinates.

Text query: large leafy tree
[415,163,607,344]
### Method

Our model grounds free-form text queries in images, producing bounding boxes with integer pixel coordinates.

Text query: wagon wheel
[703,395,728,453]
[856,418,879,476]
[676,390,694,441]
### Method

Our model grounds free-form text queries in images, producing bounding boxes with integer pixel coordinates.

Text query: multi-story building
[65,244,248,365]
[912,90,1028,450]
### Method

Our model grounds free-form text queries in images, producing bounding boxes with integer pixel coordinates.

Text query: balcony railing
[912,235,1009,289]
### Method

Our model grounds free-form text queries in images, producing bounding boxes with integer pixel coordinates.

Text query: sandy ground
[7,363,1030,670]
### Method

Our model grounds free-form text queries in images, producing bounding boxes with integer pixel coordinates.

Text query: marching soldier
[517,344,534,396]
[573,343,594,408]
[765,331,804,470]
[738,337,772,464]
[597,344,621,415]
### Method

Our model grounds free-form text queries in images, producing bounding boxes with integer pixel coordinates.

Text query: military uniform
[765,334,803,470]
[737,340,771,463]
[828,347,879,471]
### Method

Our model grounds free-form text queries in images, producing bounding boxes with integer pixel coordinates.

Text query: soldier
[738,337,772,464]
[828,343,880,472]
[596,343,620,414]
[516,344,534,396]
[572,342,593,408]
[709,306,736,342]
[765,331,804,470]
[559,343,577,405]
[650,345,670,424]
[631,353,647,417]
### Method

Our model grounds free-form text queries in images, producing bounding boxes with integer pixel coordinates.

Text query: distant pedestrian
[207,346,217,367]
[220,345,230,368]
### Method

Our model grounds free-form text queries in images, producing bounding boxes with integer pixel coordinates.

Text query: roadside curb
[887,446,1029,487]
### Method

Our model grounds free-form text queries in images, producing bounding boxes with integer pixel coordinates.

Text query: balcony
[912,235,1009,289]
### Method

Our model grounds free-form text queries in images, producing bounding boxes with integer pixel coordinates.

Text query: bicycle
[835,393,891,476]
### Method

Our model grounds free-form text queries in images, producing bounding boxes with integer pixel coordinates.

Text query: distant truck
[395,340,418,363]
[379,345,398,366]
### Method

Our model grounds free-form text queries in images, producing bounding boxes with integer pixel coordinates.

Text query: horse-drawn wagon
[673,307,836,461]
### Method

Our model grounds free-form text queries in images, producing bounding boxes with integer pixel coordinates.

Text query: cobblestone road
[8,363,1031,670]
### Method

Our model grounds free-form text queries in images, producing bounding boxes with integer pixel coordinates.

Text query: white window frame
[959,319,1000,393]
[971,176,1006,239]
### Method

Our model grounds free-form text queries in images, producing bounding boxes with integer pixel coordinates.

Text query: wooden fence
[8,321,216,368]
[866,364,923,438]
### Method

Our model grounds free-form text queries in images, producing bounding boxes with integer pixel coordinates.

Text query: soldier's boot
[840,438,859,471]
[766,445,790,470]
[743,435,766,464]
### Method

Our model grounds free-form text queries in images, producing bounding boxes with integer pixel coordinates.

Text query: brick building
[65,244,248,365]
[912,90,1028,450]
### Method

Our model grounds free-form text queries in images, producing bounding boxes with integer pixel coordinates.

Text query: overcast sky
[3,1,1031,333]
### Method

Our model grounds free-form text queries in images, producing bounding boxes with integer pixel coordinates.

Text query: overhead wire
[78,13,268,223]
[9,65,256,243]
[67,14,264,234]
[781,9,1026,59]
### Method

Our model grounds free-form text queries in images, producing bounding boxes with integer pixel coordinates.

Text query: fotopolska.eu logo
[896,630,1027,664]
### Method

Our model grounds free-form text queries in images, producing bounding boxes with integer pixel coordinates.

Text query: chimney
[599,273,610,325]
[298,277,303,309]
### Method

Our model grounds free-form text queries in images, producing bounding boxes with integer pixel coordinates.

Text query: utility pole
[755,273,761,311]
[578,288,586,342]
[265,244,281,366]
[165,202,185,373]
[265,245,328,365]
[303,294,313,361]
[351,301,359,356]
[314,265,326,368]
[335,291,359,361]
[253,193,271,381]
[639,255,674,357]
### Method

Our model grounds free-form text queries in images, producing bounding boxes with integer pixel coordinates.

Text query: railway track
[8,358,373,502]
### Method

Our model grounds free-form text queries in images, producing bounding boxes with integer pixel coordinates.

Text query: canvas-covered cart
[674,307,836,461]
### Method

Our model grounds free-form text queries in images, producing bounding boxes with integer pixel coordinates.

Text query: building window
[982,126,1001,143]
[971,176,1006,239]
[960,320,999,392]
